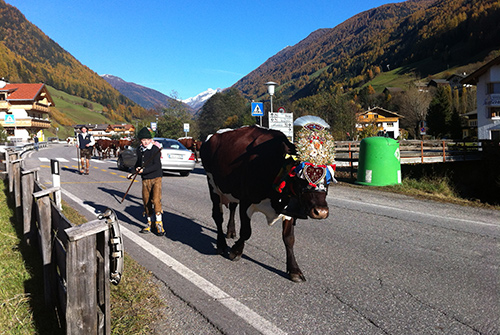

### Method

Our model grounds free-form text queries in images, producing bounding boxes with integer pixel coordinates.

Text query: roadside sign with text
[269,112,294,142]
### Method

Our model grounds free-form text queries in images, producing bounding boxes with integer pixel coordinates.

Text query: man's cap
[137,127,152,139]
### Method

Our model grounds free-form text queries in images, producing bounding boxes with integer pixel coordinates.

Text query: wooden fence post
[7,151,19,192]
[21,168,39,244]
[65,220,111,335]
[420,141,424,164]
[33,187,60,307]
[442,140,446,162]
[12,158,23,211]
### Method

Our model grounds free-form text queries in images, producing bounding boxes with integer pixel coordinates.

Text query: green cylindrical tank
[356,137,401,186]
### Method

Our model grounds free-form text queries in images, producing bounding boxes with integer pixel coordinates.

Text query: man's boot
[155,221,165,236]
[140,217,152,234]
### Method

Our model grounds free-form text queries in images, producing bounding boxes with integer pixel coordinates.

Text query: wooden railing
[334,139,482,167]
[1,149,120,335]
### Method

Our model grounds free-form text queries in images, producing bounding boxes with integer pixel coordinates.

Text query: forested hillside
[0,0,150,123]
[233,0,500,102]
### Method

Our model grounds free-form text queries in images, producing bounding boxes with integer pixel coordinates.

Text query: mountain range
[101,74,222,112]
[100,74,188,111]
[233,0,500,102]
[182,88,223,112]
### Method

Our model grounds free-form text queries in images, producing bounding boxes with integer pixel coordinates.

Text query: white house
[462,55,500,140]
[356,107,403,139]
[0,79,53,141]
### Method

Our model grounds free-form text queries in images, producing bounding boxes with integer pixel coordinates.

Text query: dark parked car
[117,138,196,176]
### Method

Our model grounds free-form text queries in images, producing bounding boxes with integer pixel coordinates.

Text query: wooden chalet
[356,107,403,139]
[0,79,53,141]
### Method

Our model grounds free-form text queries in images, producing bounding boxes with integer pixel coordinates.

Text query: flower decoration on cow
[293,115,337,190]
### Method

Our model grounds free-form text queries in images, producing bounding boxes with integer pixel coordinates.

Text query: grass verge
[0,179,166,334]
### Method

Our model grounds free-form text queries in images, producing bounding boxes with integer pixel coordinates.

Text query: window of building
[0,92,6,100]
[488,107,500,118]
[491,130,500,140]
[386,122,394,127]
[487,82,500,94]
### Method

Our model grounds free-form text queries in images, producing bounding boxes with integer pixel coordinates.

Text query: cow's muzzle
[309,206,329,219]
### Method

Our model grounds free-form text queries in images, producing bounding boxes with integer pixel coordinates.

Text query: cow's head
[277,160,336,219]
[277,117,336,220]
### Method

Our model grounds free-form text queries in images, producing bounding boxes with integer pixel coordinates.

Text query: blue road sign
[251,102,264,116]
[4,114,15,124]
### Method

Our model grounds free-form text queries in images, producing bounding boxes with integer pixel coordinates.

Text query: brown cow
[95,139,117,159]
[178,137,201,162]
[200,126,333,282]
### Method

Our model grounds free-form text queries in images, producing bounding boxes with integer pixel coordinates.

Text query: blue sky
[6,0,397,100]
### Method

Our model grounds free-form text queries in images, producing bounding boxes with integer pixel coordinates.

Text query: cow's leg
[226,202,237,239]
[207,184,228,254]
[283,218,306,282]
[229,203,251,261]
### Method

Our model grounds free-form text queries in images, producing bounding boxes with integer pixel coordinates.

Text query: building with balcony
[0,79,53,141]
[462,54,500,140]
[356,106,403,139]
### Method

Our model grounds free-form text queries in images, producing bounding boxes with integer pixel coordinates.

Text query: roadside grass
[392,175,458,199]
[387,175,499,209]
[0,180,61,334]
[1,180,165,334]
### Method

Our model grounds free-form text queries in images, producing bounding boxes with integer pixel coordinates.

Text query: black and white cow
[200,125,332,282]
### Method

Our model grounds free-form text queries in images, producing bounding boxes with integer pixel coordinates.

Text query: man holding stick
[76,125,95,175]
[127,127,165,236]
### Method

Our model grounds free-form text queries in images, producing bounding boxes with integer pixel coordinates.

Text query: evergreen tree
[426,86,452,138]
[197,88,253,140]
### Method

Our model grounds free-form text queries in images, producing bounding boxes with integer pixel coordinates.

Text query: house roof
[383,87,404,94]
[1,83,54,105]
[461,54,500,85]
[428,79,449,86]
[359,106,404,118]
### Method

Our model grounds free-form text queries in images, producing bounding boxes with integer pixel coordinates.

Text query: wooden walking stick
[76,142,81,173]
[119,143,162,204]
[120,170,139,204]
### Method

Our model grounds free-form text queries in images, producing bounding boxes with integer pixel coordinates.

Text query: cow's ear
[284,141,297,155]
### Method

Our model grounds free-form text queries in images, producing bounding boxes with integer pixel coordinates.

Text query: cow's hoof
[289,272,306,283]
[216,246,228,256]
[229,250,242,261]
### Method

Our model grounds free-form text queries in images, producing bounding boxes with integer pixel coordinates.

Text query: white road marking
[336,197,499,228]
[60,188,287,335]
[39,157,69,162]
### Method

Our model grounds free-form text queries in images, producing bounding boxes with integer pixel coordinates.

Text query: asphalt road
[23,143,499,335]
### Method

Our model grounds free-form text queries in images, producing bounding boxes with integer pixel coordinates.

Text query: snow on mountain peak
[183,88,222,110]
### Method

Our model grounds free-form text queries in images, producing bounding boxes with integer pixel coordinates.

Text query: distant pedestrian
[33,134,39,151]
[76,125,95,175]
[127,127,165,236]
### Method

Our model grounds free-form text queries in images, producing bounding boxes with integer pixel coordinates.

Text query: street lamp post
[265,81,278,115]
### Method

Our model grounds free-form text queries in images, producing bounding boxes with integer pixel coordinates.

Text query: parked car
[117,138,196,176]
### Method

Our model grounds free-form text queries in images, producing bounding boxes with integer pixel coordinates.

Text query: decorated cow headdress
[274,116,337,195]
[293,116,337,190]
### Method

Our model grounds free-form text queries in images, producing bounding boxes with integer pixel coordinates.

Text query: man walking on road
[128,127,165,236]
[76,125,95,175]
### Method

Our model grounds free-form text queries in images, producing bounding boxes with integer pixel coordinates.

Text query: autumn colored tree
[393,85,432,139]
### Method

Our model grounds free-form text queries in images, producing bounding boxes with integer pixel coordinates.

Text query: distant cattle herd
[67,135,202,162]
